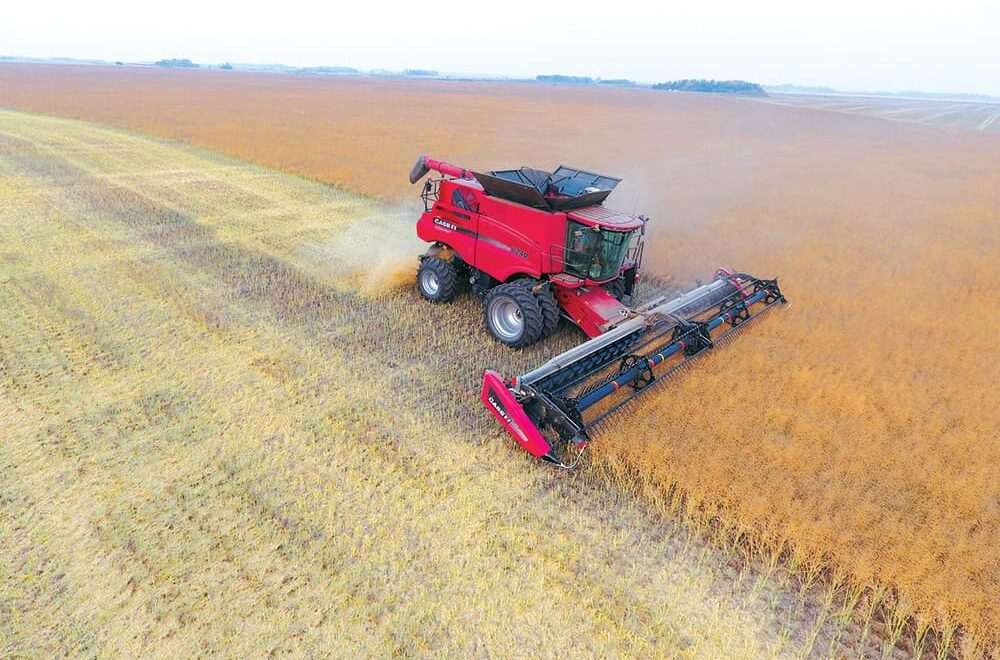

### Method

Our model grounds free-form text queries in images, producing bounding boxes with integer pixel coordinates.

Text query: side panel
[474,197,557,282]
[481,370,553,459]
[415,180,479,264]
[553,285,631,337]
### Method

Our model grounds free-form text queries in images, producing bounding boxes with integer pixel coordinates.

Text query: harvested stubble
[0,110,874,656]
[2,63,999,652]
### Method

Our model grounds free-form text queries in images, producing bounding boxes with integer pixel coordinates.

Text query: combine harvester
[409,156,785,467]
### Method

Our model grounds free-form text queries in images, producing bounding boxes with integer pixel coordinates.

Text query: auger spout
[408,154,474,184]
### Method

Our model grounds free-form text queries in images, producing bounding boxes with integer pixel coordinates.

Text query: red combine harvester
[409,155,785,467]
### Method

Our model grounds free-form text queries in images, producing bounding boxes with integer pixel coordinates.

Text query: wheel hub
[490,297,524,341]
[421,269,440,296]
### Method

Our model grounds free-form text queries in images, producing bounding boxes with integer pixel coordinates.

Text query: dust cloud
[300,203,424,296]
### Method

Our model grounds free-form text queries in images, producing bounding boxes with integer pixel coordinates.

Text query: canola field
[2,63,999,653]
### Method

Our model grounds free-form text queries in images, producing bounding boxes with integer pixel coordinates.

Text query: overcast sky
[4,0,999,95]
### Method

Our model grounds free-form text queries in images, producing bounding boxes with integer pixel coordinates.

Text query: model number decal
[433,217,458,231]
[510,246,529,259]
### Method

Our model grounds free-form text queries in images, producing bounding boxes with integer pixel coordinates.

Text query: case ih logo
[486,390,526,442]
[433,217,458,231]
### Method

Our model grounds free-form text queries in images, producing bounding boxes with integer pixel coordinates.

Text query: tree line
[652,79,767,96]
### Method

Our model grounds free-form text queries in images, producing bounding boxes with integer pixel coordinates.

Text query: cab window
[451,189,478,212]
[452,189,470,211]
[564,221,633,281]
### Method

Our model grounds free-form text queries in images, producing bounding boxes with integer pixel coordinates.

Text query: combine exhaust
[482,269,786,467]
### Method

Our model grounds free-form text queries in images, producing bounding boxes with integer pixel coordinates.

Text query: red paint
[716,267,749,299]
[553,285,631,337]
[481,370,552,459]
[415,157,647,339]
[568,205,644,231]
[422,157,474,180]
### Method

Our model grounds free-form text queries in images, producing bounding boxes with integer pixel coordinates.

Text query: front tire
[532,284,561,338]
[417,257,458,303]
[484,281,544,348]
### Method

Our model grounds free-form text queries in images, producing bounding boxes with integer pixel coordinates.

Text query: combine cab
[409,155,785,466]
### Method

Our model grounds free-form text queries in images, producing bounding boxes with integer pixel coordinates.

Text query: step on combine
[409,155,786,467]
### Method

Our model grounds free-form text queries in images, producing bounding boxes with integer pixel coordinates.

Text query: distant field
[2,64,999,652]
[759,93,1000,133]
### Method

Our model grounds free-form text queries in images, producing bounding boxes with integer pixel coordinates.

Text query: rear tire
[417,257,458,303]
[484,282,544,348]
[532,283,561,338]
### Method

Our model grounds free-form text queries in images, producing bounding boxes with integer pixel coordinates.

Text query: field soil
[2,64,999,652]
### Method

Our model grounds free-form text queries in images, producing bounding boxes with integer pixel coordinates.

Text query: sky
[3,0,999,96]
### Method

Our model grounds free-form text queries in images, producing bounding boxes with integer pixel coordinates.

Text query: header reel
[482,269,786,467]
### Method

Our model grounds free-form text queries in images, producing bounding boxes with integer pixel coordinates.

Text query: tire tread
[483,281,544,348]
[530,282,561,337]
[417,257,458,303]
